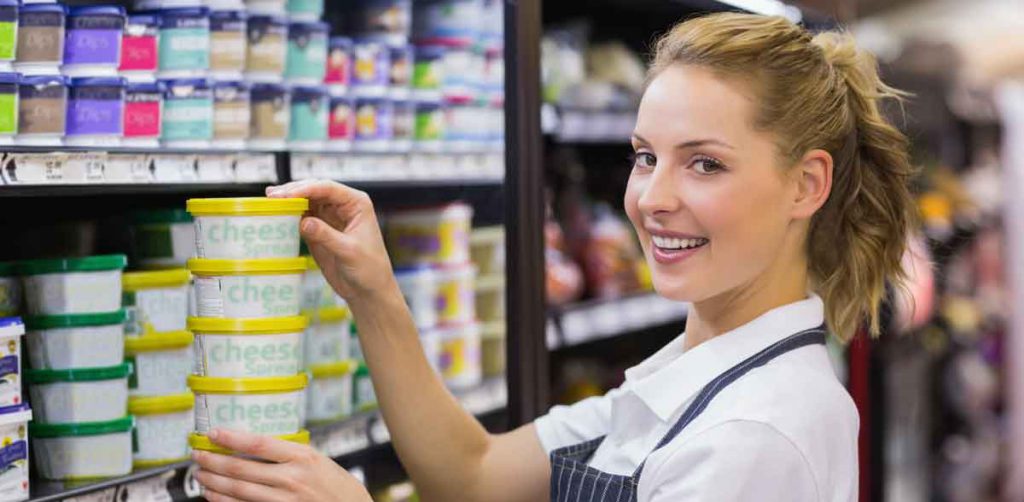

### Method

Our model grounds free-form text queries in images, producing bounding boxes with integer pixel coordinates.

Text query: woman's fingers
[206,429,306,463]
[199,488,242,502]
[196,469,290,502]
[193,450,286,487]
[301,216,357,261]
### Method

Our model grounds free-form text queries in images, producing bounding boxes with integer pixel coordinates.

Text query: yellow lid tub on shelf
[189,374,308,436]
[128,392,194,468]
[188,258,306,318]
[186,197,309,259]
[122,269,190,334]
[30,416,133,481]
[124,330,194,397]
[189,316,308,378]
[303,306,351,367]
[306,359,357,423]
[189,429,310,457]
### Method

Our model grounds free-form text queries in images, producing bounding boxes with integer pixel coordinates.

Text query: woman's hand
[193,428,371,502]
[266,179,398,303]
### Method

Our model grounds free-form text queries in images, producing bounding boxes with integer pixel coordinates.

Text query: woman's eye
[692,156,725,174]
[632,152,656,169]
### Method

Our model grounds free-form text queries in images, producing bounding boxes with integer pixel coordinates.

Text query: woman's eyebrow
[631,133,735,150]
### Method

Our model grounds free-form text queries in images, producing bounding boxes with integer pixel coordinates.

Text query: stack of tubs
[470,226,505,378]
[185,197,312,455]
[17,255,134,481]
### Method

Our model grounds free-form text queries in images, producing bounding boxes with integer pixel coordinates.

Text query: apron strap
[630,325,827,480]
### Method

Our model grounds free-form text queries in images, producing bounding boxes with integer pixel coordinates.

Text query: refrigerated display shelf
[547,293,688,350]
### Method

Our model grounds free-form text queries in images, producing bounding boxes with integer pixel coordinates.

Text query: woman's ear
[791,149,833,219]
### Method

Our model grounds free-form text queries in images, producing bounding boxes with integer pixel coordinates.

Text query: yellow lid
[309,360,358,378]
[187,258,307,276]
[133,457,190,469]
[188,316,308,334]
[188,374,308,394]
[302,306,350,323]
[305,255,319,271]
[128,392,195,415]
[189,429,310,454]
[186,197,309,216]
[124,331,194,354]
[123,269,191,291]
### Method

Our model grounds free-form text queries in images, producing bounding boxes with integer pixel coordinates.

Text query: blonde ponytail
[650,14,916,342]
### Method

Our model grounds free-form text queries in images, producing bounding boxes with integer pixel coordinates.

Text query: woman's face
[625,64,804,305]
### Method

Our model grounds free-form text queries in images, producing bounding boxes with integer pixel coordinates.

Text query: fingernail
[302,219,316,233]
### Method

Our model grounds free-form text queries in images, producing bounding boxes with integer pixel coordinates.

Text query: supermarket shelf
[547,293,688,350]
[541,104,635,144]
[30,460,196,502]
[0,182,274,198]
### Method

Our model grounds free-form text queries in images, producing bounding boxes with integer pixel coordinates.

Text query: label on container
[308,375,350,421]
[124,90,162,138]
[132,287,188,333]
[194,392,304,435]
[355,99,392,140]
[0,17,15,61]
[17,12,64,64]
[0,430,28,502]
[193,277,225,317]
[414,103,443,141]
[354,372,375,411]
[325,45,351,86]
[195,214,299,258]
[0,353,20,408]
[163,96,213,141]
[389,45,412,87]
[287,0,323,17]
[246,19,286,73]
[286,33,326,81]
[290,96,327,141]
[352,42,388,87]
[0,86,15,135]
[64,15,124,65]
[440,329,480,382]
[210,14,246,73]
[67,86,124,136]
[195,332,302,377]
[305,322,349,366]
[196,275,299,318]
[393,100,413,141]
[120,33,158,72]
[329,97,354,140]
[132,349,191,395]
[160,25,210,72]
[250,88,289,140]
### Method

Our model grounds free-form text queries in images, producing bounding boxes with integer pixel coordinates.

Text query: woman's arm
[193,179,550,502]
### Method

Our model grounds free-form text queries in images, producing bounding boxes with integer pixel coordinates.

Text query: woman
[193,12,914,501]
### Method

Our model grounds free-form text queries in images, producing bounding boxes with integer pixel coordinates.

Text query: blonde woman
[193,13,914,502]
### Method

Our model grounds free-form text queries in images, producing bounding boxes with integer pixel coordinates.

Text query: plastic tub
[470,226,504,275]
[191,316,306,378]
[0,0,17,68]
[327,95,354,150]
[0,73,16,142]
[123,82,164,146]
[392,98,413,151]
[384,203,472,267]
[62,6,126,76]
[0,318,24,408]
[306,360,355,423]
[480,320,504,377]
[324,37,352,96]
[119,15,160,79]
[412,0,480,47]
[389,44,412,99]
[15,4,65,74]
[413,45,444,100]
[245,15,287,82]
[303,306,351,367]
[209,11,246,79]
[354,96,392,151]
[0,403,31,500]
[16,75,66,144]
[30,416,132,480]
[0,264,21,316]
[289,85,328,149]
[189,373,307,435]
[18,255,127,316]
[25,363,131,424]
[414,98,444,151]
[353,362,375,412]
[65,77,126,145]
[474,274,504,322]
[128,392,193,468]
[434,264,475,324]
[394,267,436,329]
[351,0,410,46]
[186,197,307,259]
[188,258,305,318]
[161,78,213,146]
[286,0,323,22]
[189,429,308,456]
[24,310,127,370]
[352,39,389,98]
[157,8,210,78]
[301,256,342,310]
[130,209,194,269]
[248,83,289,147]
[437,322,481,390]
[123,269,189,334]
[285,22,327,86]
[213,80,250,146]
[125,331,193,396]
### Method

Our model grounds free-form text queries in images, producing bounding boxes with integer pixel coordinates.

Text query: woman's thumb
[301,216,356,259]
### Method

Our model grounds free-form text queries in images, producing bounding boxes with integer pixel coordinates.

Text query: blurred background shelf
[548,293,687,350]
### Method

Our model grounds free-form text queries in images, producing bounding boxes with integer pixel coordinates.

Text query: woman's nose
[637,164,681,215]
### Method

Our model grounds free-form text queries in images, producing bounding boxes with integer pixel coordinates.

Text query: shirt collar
[624,294,825,422]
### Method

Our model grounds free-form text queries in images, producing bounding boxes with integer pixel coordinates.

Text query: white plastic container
[0,263,21,316]
[123,269,191,334]
[301,256,344,310]
[189,429,309,457]
[384,203,472,267]
[0,319,25,408]
[30,416,133,480]
[191,316,307,378]
[395,267,437,329]
[188,258,306,318]
[474,274,505,322]
[469,226,504,276]
[131,209,196,269]
[17,255,128,316]
[24,310,127,370]
[25,363,131,424]
[304,306,352,367]
[434,264,476,325]
[0,403,32,501]
[306,360,356,423]
[187,197,309,259]
[189,374,307,435]
[437,322,481,390]
[125,331,194,397]
[128,393,194,468]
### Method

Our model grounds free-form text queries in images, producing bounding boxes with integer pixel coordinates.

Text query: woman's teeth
[652,235,708,250]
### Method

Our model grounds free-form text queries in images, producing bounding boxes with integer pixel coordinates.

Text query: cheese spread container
[17,254,127,316]
[128,392,193,468]
[24,310,127,370]
[189,373,306,435]
[306,360,355,423]
[124,331,193,396]
[188,258,305,318]
[123,269,190,334]
[25,363,131,424]
[303,306,350,367]
[384,203,471,267]
[30,416,133,480]
[187,197,308,259]
[189,429,309,456]
[301,255,342,311]
[190,316,306,378]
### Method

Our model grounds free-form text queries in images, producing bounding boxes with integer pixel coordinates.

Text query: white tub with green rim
[130,209,195,269]
[24,310,127,370]
[187,197,309,259]
[128,393,194,468]
[188,258,306,318]
[125,331,194,397]
[30,416,133,480]
[123,269,190,335]
[189,429,309,457]
[17,255,127,315]
[25,363,131,424]
[189,373,307,435]
[190,316,307,378]
[0,262,21,316]
[306,360,356,423]
[303,306,351,367]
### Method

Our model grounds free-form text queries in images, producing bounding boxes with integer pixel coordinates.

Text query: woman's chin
[651,279,698,303]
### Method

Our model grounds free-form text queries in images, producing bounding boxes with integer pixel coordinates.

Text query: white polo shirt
[534,295,858,501]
